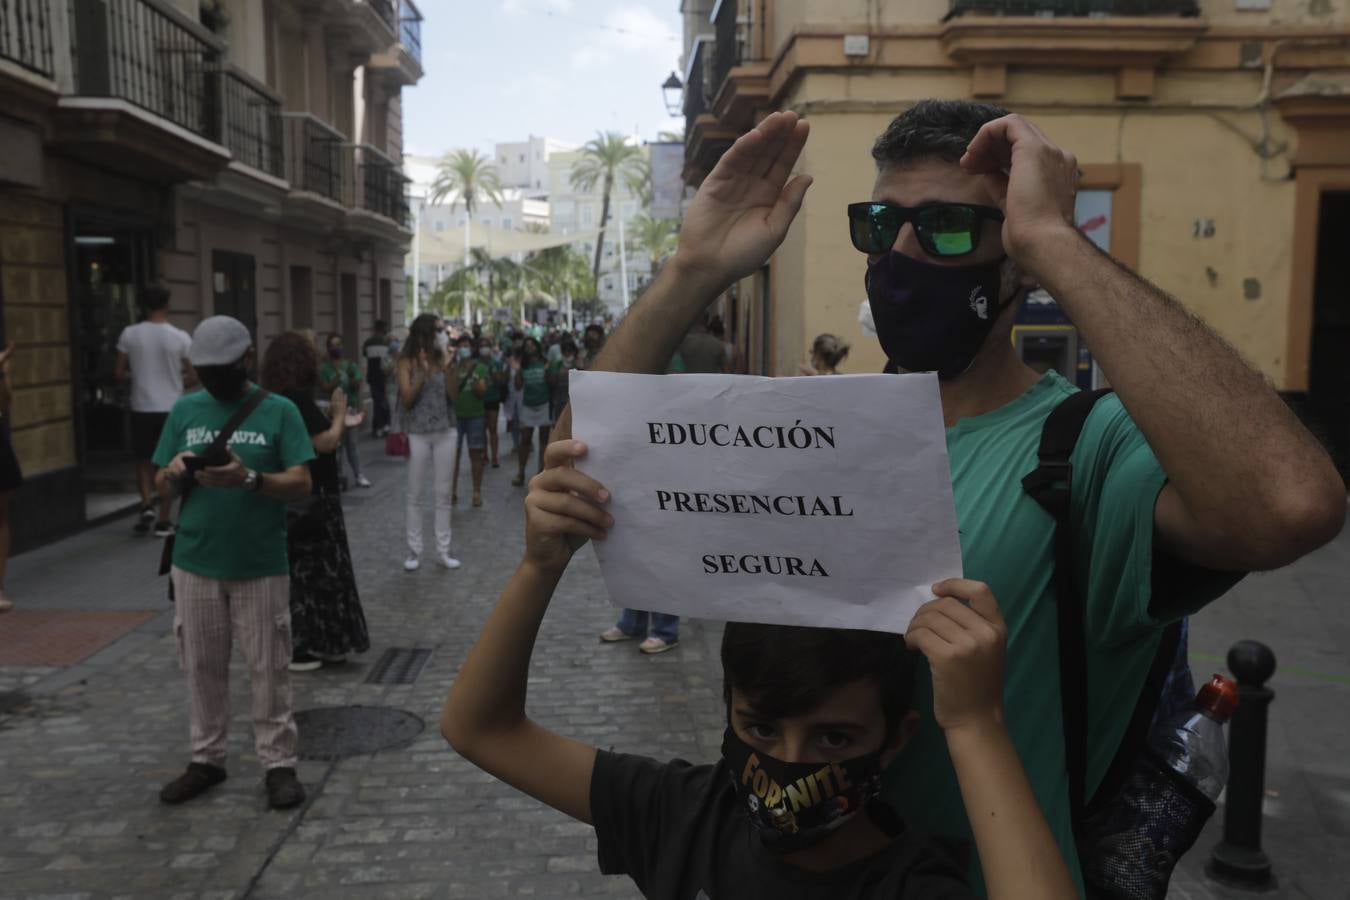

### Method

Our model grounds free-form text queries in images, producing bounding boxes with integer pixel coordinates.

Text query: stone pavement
[0,430,1346,899]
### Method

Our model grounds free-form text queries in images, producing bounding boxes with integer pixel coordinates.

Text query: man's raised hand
[673,111,812,289]
[523,440,613,573]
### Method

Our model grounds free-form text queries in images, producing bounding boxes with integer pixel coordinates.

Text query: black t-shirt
[283,390,338,494]
[591,751,974,900]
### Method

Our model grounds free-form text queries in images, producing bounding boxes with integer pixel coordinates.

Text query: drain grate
[365,647,433,685]
[295,705,424,760]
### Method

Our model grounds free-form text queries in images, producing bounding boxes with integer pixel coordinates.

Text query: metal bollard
[1206,639,1277,891]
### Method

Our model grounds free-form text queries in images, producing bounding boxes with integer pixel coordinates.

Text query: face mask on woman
[478,346,492,359]
[457,346,472,361]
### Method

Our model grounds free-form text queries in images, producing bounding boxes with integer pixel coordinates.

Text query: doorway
[340,272,360,353]
[71,221,155,521]
[212,250,257,341]
[1307,191,1350,479]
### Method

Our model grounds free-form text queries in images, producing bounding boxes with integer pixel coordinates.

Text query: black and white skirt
[287,492,370,657]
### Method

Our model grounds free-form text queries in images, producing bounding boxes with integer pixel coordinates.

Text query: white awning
[411,225,601,266]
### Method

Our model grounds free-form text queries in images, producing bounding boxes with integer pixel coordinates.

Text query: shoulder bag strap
[1021,387,1112,828]
[180,388,270,507]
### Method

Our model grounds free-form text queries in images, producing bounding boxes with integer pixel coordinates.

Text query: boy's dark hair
[142,285,171,312]
[721,624,917,741]
[871,99,1010,169]
[374,318,388,332]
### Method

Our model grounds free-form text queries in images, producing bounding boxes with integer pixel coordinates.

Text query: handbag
[159,389,270,594]
[385,431,410,457]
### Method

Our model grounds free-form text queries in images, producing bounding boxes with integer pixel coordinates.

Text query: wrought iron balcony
[949,0,1199,14]
[366,0,396,34]
[400,0,422,66]
[283,112,344,203]
[0,0,54,77]
[69,0,223,142]
[354,144,409,227]
[683,37,709,147]
[221,67,283,178]
[710,0,740,100]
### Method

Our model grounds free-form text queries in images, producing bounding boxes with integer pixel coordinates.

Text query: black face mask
[865,252,1017,380]
[721,727,885,854]
[196,364,250,403]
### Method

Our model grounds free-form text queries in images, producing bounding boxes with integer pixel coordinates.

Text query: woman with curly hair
[261,331,369,671]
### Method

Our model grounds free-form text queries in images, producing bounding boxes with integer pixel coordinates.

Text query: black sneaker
[134,506,155,534]
[159,762,227,804]
[265,767,305,810]
[153,521,175,538]
[288,652,322,673]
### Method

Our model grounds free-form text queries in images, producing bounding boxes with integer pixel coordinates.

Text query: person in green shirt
[547,103,1345,893]
[319,333,370,488]
[451,333,489,507]
[151,316,316,812]
[479,336,507,468]
[512,336,552,486]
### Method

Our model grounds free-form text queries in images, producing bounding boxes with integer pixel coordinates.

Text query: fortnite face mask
[865,252,1016,380]
[721,727,885,854]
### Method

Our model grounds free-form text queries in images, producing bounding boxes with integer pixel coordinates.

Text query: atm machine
[1011,190,1113,390]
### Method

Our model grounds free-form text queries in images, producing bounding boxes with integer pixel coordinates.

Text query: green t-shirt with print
[884,371,1240,896]
[319,359,362,406]
[152,387,315,580]
[520,359,549,408]
[453,361,489,419]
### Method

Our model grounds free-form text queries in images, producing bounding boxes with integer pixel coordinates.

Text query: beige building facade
[680,0,1350,466]
[0,0,424,549]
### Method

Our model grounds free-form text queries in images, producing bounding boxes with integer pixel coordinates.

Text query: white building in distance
[495,135,575,197]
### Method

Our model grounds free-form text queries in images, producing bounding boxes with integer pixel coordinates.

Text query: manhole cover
[295,705,425,760]
[365,647,433,685]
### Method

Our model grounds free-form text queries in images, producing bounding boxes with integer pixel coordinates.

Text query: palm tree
[430,149,505,323]
[569,132,647,285]
[629,213,678,278]
[429,148,504,215]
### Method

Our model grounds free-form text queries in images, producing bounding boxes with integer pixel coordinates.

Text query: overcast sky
[401,0,687,159]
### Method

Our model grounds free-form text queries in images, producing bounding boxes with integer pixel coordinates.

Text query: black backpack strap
[1021,388,1112,828]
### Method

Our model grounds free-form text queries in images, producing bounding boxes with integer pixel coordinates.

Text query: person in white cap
[151,315,315,810]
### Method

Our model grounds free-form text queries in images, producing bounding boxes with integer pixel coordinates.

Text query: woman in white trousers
[396,314,461,572]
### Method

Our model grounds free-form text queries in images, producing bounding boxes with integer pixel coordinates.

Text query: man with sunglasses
[552,100,1345,890]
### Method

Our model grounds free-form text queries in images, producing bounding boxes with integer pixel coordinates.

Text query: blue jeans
[616,608,679,643]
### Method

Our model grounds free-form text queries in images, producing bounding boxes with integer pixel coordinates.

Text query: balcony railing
[400,0,422,66]
[366,0,396,32]
[949,0,1199,14]
[710,0,741,97]
[354,144,410,227]
[283,112,344,203]
[70,0,223,142]
[222,67,282,178]
[683,37,710,147]
[1,0,54,77]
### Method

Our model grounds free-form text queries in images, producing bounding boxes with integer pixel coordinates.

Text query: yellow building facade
[681,0,1350,460]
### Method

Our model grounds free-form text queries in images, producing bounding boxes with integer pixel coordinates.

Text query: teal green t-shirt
[482,358,504,405]
[453,361,490,418]
[884,371,1237,896]
[521,359,549,408]
[152,387,315,580]
[319,359,362,406]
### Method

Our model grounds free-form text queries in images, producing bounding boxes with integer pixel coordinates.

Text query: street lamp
[661,71,684,117]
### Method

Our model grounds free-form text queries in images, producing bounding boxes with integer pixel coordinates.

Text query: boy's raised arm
[907,580,1079,900]
[440,440,613,825]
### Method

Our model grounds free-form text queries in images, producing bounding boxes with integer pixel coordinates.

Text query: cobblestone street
[0,433,1346,899]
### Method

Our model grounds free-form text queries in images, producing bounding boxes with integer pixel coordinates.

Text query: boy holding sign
[441,440,1077,900]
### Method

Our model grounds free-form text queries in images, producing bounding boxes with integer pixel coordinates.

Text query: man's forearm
[258,469,311,502]
[442,560,562,752]
[553,258,727,441]
[1029,229,1344,564]
[945,722,1078,900]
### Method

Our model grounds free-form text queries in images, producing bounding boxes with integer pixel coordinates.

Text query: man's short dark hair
[374,319,388,332]
[142,285,171,312]
[721,624,917,740]
[871,99,1010,170]
[584,323,604,336]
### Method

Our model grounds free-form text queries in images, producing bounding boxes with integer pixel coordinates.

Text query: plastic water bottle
[1149,673,1239,801]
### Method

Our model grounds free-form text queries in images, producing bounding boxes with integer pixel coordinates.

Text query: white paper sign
[569,372,962,634]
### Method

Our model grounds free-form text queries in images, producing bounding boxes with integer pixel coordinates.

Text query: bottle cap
[1197,673,1239,722]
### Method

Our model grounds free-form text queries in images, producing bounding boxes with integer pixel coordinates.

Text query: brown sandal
[472,494,483,508]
